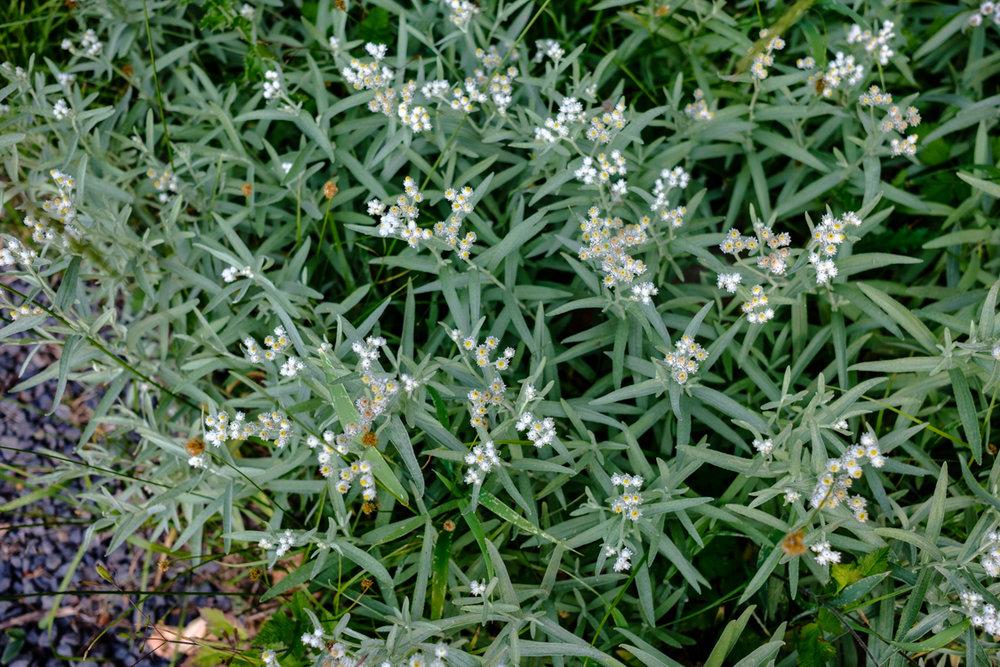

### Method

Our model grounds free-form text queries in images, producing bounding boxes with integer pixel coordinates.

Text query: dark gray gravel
[0,340,233,666]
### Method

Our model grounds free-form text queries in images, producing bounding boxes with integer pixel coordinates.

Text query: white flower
[609,473,644,522]
[81,29,102,57]
[685,88,714,121]
[262,649,281,667]
[328,36,340,50]
[52,98,71,120]
[612,546,633,572]
[783,489,800,503]
[890,134,918,157]
[717,272,742,293]
[281,161,292,175]
[222,265,252,283]
[261,530,295,559]
[443,0,478,30]
[464,440,501,484]
[753,438,774,456]
[301,627,324,649]
[629,282,658,305]
[846,20,895,65]
[280,356,304,378]
[516,413,557,447]
[469,579,487,596]
[263,69,284,101]
[239,3,255,19]
[663,335,707,385]
[533,39,564,63]
[742,285,774,324]
[810,541,841,566]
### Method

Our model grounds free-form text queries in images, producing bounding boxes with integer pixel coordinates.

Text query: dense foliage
[2,0,1000,664]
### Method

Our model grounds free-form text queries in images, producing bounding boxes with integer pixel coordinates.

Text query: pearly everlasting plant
[1,0,999,664]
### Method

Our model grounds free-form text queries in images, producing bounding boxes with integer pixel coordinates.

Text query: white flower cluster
[859,85,921,156]
[342,43,435,132]
[809,432,885,521]
[61,29,102,57]
[443,0,478,30]
[147,168,179,202]
[969,1,1000,27]
[609,473,644,522]
[204,410,293,448]
[335,459,376,500]
[796,56,815,70]
[813,51,865,97]
[605,544,633,572]
[808,209,862,285]
[260,530,295,559]
[810,541,842,566]
[262,69,285,102]
[716,272,742,294]
[962,591,1000,637]
[534,96,584,143]
[742,285,775,325]
[469,579,488,596]
[718,227,760,258]
[533,39,564,63]
[1,236,36,268]
[23,216,55,245]
[369,176,429,247]
[370,177,479,260]
[846,20,895,65]
[629,282,658,305]
[471,47,519,115]
[684,88,714,121]
[575,150,627,199]
[586,99,628,144]
[244,326,291,363]
[578,206,649,289]
[451,329,514,430]
[239,3,255,20]
[751,30,785,80]
[222,265,253,283]
[52,98,72,120]
[662,335,707,385]
[44,170,77,225]
[463,439,500,485]
[980,530,1000,576]
[301,626,324,649]
[262,649,281,667]
[650,166,690,228]
[437,186,478,260]
[753,437,775,456]
[515,412,557,447]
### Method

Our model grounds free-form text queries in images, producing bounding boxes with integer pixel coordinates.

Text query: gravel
[0,340,233,665]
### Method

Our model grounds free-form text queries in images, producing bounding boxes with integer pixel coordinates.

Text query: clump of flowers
[244,326,292,363]
[575,150,627,199]
[846,20,896,65]
[515,412,557,447]
[685,88,714,121]
[860,85,921,157]
[650,166,690,229]
[809,431,885,521]
[810,540,842,566]
[533,39,564,64]
[585,99,628,144]
[442,0,478,30]
[962,591,1000,637]
[604,544,633,572]
[147,168,179,202]
[609,473,644,521]
[979,530,1000,576]
[742,285,775,324]
[969,1,1000,27]
[534,96,584,143]
[578,206,649,289]
[450,329,514,430]
[463,439,500,485]
[61,29,103,57]
[753,437,775,456]
[222,265,253,282]
[750,30,785,80]
[808,209,862,285]
[260,530,295,559]
[717,272,742,293]
[662,335,707,385]
[335,459,376,500]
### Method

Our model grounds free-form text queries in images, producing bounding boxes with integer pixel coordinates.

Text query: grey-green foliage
[1,0,1000,665]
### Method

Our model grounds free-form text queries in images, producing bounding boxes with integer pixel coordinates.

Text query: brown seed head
[185,436,205,456]
[361,431,378,448]
[780,529,807,557]
[241,182,253,198]
[442,519,456,532]
[323,180,338,200]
